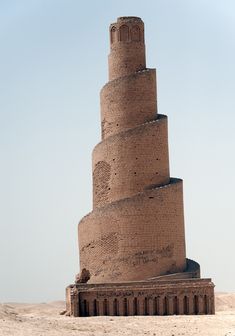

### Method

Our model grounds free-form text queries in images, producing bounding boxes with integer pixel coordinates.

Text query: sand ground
[0,293,235,336]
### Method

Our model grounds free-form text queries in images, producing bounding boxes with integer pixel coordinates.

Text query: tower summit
[66,17,215,317]
[108,17,146,81]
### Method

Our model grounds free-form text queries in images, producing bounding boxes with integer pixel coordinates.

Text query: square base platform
[66,278,215,317]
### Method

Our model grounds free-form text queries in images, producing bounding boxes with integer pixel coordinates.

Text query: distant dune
[216,292,235,311]
[0,293,235,336]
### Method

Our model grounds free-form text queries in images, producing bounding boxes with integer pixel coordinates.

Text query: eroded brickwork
[81,179,186,282]
[93,115,170,207]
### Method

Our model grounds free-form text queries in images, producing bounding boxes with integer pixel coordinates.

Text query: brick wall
[93,115,170,207]
[79,179,186,282]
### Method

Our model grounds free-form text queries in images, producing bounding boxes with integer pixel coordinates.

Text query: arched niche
[119,25,129,42]
[110,26,117,44]
[131,25,141,42]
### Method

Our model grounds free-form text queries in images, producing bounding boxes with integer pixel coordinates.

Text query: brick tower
[66,16,215,317]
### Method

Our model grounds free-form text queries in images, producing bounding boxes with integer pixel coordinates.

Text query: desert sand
[0,293,235,336]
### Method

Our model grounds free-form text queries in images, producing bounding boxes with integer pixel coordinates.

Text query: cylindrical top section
[110,17,145,46]
[108,16,146,81]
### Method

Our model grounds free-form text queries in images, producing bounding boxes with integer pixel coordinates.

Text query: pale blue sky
[0,0,235,302]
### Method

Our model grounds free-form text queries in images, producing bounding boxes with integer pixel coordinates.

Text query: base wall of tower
[66,277,215,317]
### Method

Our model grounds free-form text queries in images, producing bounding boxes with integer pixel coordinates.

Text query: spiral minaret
[79,16,186,282]
[66,17,215,317]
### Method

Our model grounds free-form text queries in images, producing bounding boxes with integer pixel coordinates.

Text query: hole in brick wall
[83,299,88,317]
[116,124,119,126]
[113,299,118,316]
[108,187,110,190]
[163,297,168,315]
[94,299,98,315]
[124,298,128,316]
[155,172,159,174]
[194,295,199,315]
[133,298,138,315]
[154,297,158,315]
[204,295,208,314]
[174,296,179,315]
[156,158,159,160]
[114,173,117,175]
[134,172,137,175]
[149,196,154,199]
[144,298,148,315]
[183,296,188,314]
[136,157,138,160]
[113,158,115,161]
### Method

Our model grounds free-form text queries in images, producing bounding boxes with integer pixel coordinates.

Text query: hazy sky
[0,0,235,302]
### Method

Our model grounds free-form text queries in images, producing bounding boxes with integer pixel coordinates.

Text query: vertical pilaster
[188,295,194,315]
[127,297,134,316]
[158,296,164,316]
[148,298,154,315]
[178,295,184,315]
[138,297,145,315]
